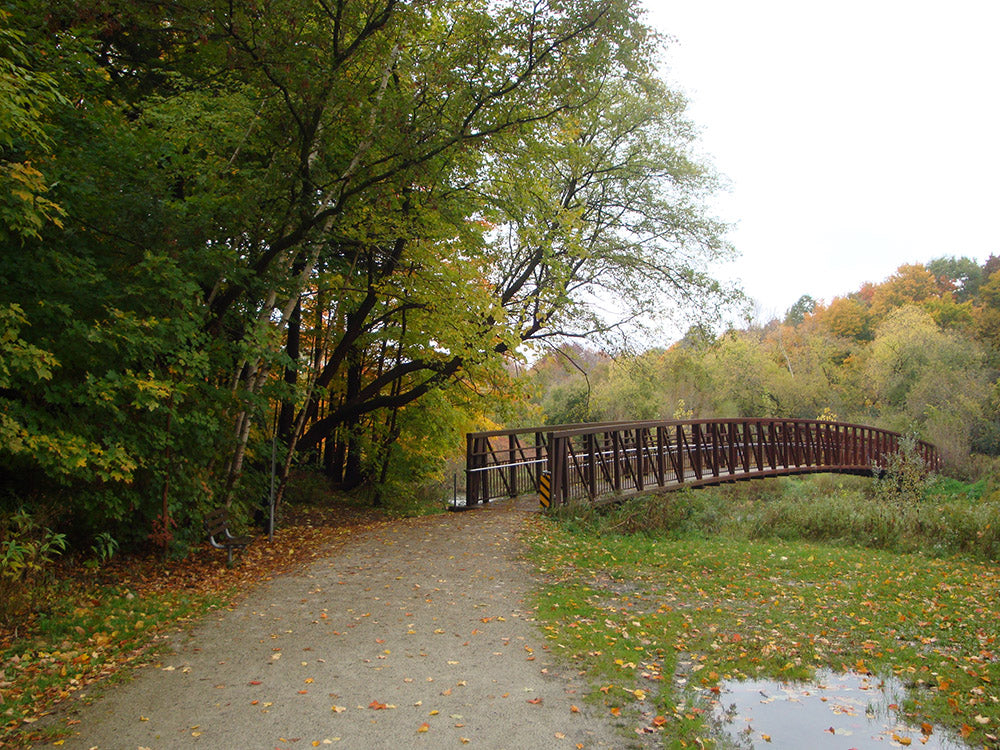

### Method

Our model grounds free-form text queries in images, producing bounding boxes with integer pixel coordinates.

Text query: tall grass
[553,472,1000,562]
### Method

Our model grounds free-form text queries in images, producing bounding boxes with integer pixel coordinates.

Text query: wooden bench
[204,507,252,565]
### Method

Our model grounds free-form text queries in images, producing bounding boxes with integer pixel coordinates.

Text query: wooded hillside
[528,256,1000,479]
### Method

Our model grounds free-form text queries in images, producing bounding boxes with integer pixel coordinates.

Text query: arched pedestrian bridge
[464,419,940,507]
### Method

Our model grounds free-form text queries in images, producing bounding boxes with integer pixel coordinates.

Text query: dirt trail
[47,498,627,749]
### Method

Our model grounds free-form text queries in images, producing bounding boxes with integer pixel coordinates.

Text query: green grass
[527,476,1000,748]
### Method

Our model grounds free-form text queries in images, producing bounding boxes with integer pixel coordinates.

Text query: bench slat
[204,508,251,565]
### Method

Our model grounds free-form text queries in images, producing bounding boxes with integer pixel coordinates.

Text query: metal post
[269,425,276,542]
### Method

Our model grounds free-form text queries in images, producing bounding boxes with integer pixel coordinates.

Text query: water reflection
[707,670,967,749]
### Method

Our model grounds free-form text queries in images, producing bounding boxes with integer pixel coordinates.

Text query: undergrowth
[552,472,1000,562]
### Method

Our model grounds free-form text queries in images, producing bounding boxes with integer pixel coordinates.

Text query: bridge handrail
[465,418,940,506]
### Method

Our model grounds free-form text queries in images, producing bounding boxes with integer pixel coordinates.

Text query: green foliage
[0,0,737,539]
[556,473,1000,562]
[871,433,930,511]
[0,509,67,623]
[0,15,66,242]
[89,531,118,564]
[927,255,984,301]
[783,294,816,326]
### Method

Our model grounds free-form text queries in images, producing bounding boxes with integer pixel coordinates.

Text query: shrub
[0,509,67,624]
[871,433,930,512]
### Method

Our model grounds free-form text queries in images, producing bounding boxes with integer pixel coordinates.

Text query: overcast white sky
[644,0,1000,320]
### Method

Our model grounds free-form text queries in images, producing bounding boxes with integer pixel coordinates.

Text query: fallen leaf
[417,722,430,733]
[527,697,543,704]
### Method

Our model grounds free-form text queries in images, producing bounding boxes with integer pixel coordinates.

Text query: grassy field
[527,475,1000,749]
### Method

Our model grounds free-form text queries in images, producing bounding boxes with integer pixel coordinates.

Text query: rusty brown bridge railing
[464,419,940,507]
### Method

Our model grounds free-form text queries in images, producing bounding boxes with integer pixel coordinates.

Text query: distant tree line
[528,256,1000,479]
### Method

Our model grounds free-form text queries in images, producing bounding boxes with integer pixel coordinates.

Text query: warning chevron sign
[538,471,551,508]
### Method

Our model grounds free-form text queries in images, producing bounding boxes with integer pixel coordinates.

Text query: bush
[871,433,930,512]
[0,509,66,624]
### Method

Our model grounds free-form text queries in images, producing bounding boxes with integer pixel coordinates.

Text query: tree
[869,263,938,318]
[784,294,816,327]
[866,306,990,473]
[977,269,1000,360]
[926,255,984,302]
[1,0,735,539]
[284,0,734,488]
[812,296,872,341]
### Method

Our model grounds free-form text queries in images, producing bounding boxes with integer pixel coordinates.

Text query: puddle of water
[707,670,968,749]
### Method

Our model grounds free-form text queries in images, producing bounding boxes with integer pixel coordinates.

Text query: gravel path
[49,498,627,749]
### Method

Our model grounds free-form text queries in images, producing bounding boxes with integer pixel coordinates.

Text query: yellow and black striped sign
[538,471,551,508]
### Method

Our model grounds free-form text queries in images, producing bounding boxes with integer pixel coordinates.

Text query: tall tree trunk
[341,353,365,488]
[278,297,302,441]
